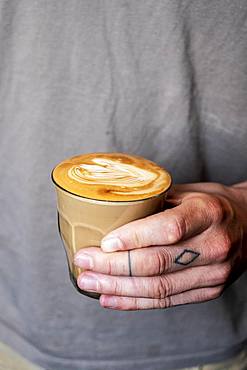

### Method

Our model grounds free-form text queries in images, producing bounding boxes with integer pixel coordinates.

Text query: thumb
[101,211,170,253]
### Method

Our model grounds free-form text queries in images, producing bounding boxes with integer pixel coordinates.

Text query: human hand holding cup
[74,182,247,309]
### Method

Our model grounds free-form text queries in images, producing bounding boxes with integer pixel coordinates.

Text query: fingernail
[79,275,98,291]
[74,254,93,269]
[101,237,123,252]
[101,296,118,308]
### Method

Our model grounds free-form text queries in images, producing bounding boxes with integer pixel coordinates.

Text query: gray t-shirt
[0,1,246,369]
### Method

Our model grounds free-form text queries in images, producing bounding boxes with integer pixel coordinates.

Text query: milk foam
[68,158,157,195]
[52,153,172,201]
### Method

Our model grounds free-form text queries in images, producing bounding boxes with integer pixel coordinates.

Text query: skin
[74,181,247,311]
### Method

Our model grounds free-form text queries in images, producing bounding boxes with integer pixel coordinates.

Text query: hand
[74,182,247,310]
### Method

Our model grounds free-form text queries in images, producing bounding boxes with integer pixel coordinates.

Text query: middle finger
[74,229,226,277]
[77,263,228,298]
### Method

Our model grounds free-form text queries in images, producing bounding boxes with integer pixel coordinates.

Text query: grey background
[0,1,247,369]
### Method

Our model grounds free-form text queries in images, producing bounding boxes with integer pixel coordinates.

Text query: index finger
[101,194,217,252]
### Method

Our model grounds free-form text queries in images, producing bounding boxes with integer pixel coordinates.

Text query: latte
[52,153,171,201]
[52,153,172,298]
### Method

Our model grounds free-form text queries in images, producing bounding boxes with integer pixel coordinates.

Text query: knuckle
[206,195,224,223]
[154,249,172,275]
[221,232,232,252]
[167,214,186,242]
[154,276,172,299]
[193,195,209,210]
[158,296,172,309]
[215,231,232,262]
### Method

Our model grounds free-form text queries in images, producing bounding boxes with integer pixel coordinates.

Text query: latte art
[52,153,172,201]
[68,158,157,194]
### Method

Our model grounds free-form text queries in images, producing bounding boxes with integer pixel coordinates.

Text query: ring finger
[77,262,229,298]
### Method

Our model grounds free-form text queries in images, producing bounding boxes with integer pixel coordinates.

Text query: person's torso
[0,1,246,369]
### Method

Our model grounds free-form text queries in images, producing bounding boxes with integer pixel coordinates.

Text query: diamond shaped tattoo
[175,249,200,266]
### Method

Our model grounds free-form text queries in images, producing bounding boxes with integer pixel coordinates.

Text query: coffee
[52,152,171,201]
[52,153,172,298]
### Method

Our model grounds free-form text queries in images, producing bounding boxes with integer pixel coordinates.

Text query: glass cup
[51,170,171,299]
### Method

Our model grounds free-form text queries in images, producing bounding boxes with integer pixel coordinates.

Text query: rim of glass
[51,168,172,204]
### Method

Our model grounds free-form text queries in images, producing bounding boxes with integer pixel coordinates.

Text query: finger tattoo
[128,250,132,277]
[175,249,200,266]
